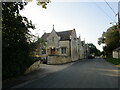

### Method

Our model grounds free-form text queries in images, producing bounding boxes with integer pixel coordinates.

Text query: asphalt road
[13,58,119,88]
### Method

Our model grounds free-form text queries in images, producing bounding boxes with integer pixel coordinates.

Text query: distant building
[113,47,120,59]
[40,26,88,64]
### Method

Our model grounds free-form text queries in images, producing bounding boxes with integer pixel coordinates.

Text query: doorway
[51,48,56,55]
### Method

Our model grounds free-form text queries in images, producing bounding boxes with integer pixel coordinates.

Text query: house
[40,25,87,64]
[118,28,120,34]
[79,41,85,59]
[80,41,89,59]
[113,47,120,59]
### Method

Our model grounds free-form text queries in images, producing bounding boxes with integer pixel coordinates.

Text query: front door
[51,48,55,55]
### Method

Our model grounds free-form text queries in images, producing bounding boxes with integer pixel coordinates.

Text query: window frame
[61,47,67,54]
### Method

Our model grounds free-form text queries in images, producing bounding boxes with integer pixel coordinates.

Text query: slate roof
[41,33,50,42]
[57,30,72,41]
[41,30,73,41]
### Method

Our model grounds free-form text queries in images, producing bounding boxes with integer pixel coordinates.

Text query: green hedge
[2,45,34,80]
[105,57,120,65]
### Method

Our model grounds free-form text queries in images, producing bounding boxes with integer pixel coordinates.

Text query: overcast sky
[20,0,119,51]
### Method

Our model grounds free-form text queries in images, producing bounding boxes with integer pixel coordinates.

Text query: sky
[20,0,119,51]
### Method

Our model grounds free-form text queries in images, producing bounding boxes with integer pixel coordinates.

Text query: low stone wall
[25,61,41,74]
[47,55,72,64]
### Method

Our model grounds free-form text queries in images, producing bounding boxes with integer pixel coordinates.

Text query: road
[13,58,119,88]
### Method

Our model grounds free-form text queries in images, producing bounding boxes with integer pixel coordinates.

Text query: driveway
[12,58,119,88]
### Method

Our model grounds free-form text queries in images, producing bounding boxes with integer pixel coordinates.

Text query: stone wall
[70,30,79,61]
[59,41,70,56]
[25,61,41,74]
[47,29,60,48]
[47,55,72,64]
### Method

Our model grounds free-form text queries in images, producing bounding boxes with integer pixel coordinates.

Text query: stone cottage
[40,26,86,64]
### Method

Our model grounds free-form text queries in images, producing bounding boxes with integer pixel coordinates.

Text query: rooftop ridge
[41,29,75,41]
[56,30,73,33]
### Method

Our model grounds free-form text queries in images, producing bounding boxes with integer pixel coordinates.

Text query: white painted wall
[113,51,120,59]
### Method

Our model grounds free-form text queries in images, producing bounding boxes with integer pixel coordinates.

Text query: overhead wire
[93,2,115,23]
[104,0,117,25]
[104,0,116,15]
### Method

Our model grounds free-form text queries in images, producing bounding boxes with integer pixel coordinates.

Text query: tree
[88,43,101,56]
[37,0,51,9]
[2,0,50,80]
[29,37,47,57]
[2,2,35,80]
[98,25,120,56]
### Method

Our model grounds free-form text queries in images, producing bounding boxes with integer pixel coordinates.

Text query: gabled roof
[114,47,120,51]
[56,30,72,41]
[41,30,73,41]
[41,33,50,42]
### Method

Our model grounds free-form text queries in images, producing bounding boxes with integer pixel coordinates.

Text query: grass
[104,57,120,65]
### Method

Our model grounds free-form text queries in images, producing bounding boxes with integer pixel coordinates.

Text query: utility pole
[118,1,120,28]
[118,1,120,34]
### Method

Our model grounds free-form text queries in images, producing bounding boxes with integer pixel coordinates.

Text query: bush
[31,57,41,62]
[100,55,106,59]
[105,57,120,65]
[2,45,33,80]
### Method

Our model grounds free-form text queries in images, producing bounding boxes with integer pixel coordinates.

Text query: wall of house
[47,56,71,64]
[59,41,70,56]
[70,30,79,61]
[40,29,86,64]
[113,51,120,59]
[77,37,82,60]
[80,46,85,59]
[47,30,60,49]
[119,52,120,58]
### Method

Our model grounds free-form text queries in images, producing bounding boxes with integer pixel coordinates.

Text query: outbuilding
[113,47,120,59]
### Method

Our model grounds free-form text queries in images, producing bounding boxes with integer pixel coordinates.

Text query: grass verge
[104,57,120,65]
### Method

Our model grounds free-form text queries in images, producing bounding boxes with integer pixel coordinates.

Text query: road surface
[13,58,119,88]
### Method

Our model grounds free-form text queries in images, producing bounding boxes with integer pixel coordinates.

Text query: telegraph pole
[118,1,120,35]
[118,1,120,28]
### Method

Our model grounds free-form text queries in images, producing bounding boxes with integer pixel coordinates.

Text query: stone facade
[25,61,41,74]
[47,56,71,64]
[40,26,87,64]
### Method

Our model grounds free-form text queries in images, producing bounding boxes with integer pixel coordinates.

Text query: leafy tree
[37,0,51,9]
[98,32,106,45]
[98,25,120,56]
[29,37,47,57]
[88,43,101,56]
[2,2,36,80]
[2,1,50,80]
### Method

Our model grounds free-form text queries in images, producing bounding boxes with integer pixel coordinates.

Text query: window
[51,48,55,55]
[52,37,54,42]
[61,47,67,54]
